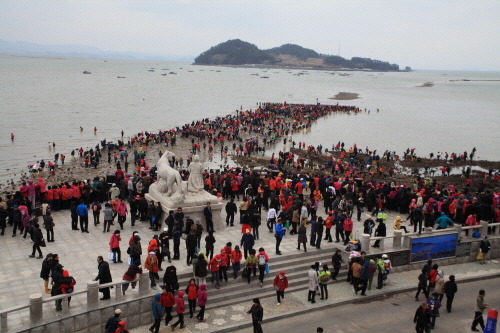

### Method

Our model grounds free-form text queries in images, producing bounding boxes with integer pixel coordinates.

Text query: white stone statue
[156,151,185,200]
[187,155,205,192]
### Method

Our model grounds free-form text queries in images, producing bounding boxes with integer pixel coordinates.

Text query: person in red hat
[273,271,288,305]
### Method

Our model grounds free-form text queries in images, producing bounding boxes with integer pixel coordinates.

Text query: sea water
[0,54,499,185]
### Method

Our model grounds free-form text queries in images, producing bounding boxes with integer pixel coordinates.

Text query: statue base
[145,182,224,231]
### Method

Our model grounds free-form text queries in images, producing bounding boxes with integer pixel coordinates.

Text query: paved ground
[128,261,500,333]
[231,278,500,333]
[0,196,486,329]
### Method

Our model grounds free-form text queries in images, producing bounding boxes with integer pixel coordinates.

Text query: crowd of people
[2,102,499,333]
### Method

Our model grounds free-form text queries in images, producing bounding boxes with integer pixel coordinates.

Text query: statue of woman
[187,155,204,192]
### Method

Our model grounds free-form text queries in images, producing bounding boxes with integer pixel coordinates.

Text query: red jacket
[231,249,242,264]
[273,275,288,291]
[160,291,175,307]
[185,284,198,301]
[109,234,121,250]
[175,291,185,314]
[208,257,221,272]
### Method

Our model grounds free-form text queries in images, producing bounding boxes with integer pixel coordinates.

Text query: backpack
[93,204,98,211]
[320,272,330,283]
[258,254,266,266]
[385,261,391,270]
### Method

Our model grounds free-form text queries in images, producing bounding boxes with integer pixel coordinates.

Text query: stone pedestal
[146,182,224,231]
[139,269,150,296]
[424,227,433,234]
[29,294,43,324]
[393,230,403,248]
[454,225,462,238]
[480,221,489,238]
[87,281,99,309]
[361,234,370,252]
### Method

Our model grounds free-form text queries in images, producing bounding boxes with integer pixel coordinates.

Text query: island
[194,39,407,71]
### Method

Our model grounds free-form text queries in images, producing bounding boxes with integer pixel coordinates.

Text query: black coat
[95,261,113,284]
[204,206,212,219]
[51,264,74,296]
[186,234,198,250]
[163,266,178,284]
[248,304,264,322]
[414,306,431,327]
[240,233,255,249]
[297,225,307,243]
[225,202,237,214]
[40,253,53,280]
[375,223,386,237]
[32,228,43,244]
[316,221,324,234]
[195,258,208,277]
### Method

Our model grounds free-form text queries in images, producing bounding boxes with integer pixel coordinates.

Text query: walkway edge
[207,271,500,333]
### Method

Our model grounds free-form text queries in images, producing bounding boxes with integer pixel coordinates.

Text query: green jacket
[376,259,385,274]
[246,255,258,268]
[318,270,331,284]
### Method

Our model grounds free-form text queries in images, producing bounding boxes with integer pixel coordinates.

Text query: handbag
[40,240,46,247]
[274,285,280,291]
[476,252,484,260]
[242,267,249,278]
[382,273,387,281]
[128,257,134,265]
[265,263,269,274]
[108,251,115,261]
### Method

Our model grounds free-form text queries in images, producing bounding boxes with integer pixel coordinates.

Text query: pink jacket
[109,233,121,250]
[117,203,128,216]
[27,181,36,196]
[343,218,353,232]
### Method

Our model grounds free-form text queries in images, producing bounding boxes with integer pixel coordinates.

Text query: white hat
[163,227,168,231]
[382,254,388,259]
[112,183,116,187]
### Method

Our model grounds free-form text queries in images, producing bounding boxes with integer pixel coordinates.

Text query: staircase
[165,247,347,311]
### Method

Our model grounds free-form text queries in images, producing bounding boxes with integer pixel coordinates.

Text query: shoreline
[1,103,499,196]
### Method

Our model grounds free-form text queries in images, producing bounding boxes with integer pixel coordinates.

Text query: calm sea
[1,54,499,185]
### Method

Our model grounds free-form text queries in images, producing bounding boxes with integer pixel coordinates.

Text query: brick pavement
[0,198,457,328]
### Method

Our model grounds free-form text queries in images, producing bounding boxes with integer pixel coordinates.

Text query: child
[170,291,186,331]
[185,278,198,318]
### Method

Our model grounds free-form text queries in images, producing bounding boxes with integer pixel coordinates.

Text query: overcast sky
[1,0,499,70]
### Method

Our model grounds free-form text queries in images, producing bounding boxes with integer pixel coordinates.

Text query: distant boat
[260,76,269,79]
[117,76,126,78]
[148,69,155,72]
[83,71,91,74]
[162,68,168,70]
[187,71,194,72]
[169,72,177,74]
[161,73,167,76]
[180,67,183,69]
[250,73,259,76]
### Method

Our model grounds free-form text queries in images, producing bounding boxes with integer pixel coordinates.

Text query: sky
[1,0,499,71]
